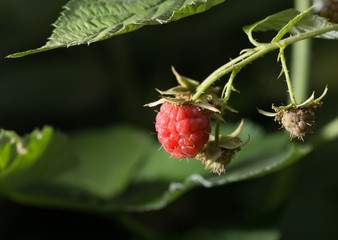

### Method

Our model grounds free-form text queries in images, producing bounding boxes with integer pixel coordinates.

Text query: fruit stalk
[215,70,238,145]
[279,48,297,105]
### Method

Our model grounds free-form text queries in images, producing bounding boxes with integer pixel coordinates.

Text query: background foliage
[1,0,338,239]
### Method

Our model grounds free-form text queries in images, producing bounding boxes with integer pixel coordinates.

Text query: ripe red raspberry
[155,102,211,158]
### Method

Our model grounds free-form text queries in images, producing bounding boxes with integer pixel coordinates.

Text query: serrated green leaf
[244,8,338,41]
[7,0,226,58]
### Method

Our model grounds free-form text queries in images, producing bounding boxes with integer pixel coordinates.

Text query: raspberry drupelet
[155,102,211,158]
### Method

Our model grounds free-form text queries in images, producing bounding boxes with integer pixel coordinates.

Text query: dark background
[1,0,338,239]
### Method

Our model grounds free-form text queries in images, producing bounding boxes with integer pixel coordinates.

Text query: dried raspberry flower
[258,86,328,140]
[275,103,321,140]
[314,0,338,23]
[196,120,249,175]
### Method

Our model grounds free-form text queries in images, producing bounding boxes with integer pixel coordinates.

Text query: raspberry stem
[192,24,338,102]
[215,70,238,145]
[279,47,297,105]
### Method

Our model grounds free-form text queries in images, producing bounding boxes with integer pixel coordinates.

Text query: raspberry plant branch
[192,24,338,102]
[215,70,238,145]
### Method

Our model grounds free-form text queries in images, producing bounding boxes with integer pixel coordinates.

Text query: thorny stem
[279,47,297,105]
[222,70,238,103]
[192,24,338,102]
[193,48,261,102]
[215,70,238,145]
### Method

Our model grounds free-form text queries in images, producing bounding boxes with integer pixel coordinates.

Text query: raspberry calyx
[196,119,249,175]
[155,102,211,159]
[258,86,328,140]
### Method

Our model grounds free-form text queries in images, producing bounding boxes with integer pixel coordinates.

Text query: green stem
[193,48,261,101]
[192,24,338,102]
[223,70,238,103]
[280,48,297,105]
[215,70,238,145]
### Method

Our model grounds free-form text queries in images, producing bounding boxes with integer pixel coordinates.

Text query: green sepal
[257,108,278,117]
[193,102,221,113]
[218,135,249,149]
[258,85,328,118]
[228,118,244,137]
[171,66,199,92]
[272,103,294,111]
[296,85,328,107]
[313,85,328,103]
[207,93,223,106]
[211,113,226,123]
[203,142,222,162]
[155,86,190,95]
[297,91,315,108]
[144,97,186,107]
[224,105,239,113]
[144,98,167,107]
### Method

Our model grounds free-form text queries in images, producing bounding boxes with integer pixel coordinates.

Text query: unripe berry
[198,136,243,175]
[316,0,338,23]
[155,102,211,158]
[275,104,321,140]
[281,109,314,139]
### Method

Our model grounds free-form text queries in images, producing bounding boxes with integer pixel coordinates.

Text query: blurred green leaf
[1,117,337,212]
[0,127,77,189]
[7,0,226,58]
[0,127,72,185]
[243,9,338,40]
[52,126,153,199]
[113,120,311,211]
[0,127,51,178]
[0,125,154,210]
